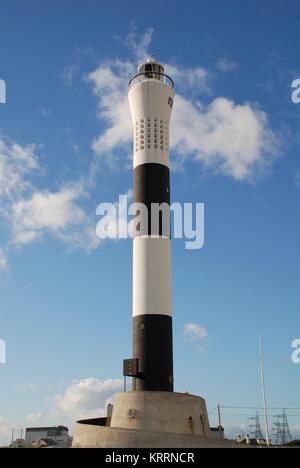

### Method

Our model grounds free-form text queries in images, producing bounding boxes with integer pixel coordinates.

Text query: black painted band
[134,163,170,237]
[133,314,173,392]
[134,163,170,205]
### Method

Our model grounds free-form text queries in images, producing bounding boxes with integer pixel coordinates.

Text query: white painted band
[133,236,172,318]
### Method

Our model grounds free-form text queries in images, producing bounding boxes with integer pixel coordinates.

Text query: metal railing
[128,71,174,89]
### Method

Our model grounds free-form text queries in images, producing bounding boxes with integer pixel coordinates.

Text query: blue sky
[0,0,300,444]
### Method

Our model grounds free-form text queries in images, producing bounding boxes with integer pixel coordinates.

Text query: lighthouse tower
[72,58,216,448]
[127,57,174,392]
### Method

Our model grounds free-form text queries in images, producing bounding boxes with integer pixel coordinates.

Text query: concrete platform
[72,391,244,448]
[110,391,210,436]
[72,423,243,448]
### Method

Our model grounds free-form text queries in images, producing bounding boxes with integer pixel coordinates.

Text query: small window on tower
[168,97,173,108]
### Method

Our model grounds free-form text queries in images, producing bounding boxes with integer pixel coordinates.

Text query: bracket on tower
[123,358,139,377]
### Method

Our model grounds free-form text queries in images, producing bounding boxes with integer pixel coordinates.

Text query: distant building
[210,426,225,440]
[11,438,28,448]
[236,435,270,446]
[25,426,70,448]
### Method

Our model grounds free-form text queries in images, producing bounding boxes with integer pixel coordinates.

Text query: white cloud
[124,27,154,64]
[12,186,84,243]
[15,383,38,393]
[0,249,8,271]
[88,61,134,167]
[0,136,101,263]
[171,95,279,180]
[0,377,123,442]
[183,322,208,342]
[165,64,211,94]
[55,377,122,422]
[216,57,239,73]
[11,184,100,251]
[0,137,41,268]
[62,65,79,86]
[87,31,280,182]
[0,138,39,202]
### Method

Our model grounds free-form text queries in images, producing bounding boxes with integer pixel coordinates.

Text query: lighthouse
[73,57,215,448]
[127,57,175,392]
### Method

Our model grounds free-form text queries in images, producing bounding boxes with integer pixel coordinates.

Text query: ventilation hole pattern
[134,118,169,153]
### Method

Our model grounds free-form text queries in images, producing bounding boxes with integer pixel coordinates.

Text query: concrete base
[110,391,210,436]
[72,392,242,448]
[72,424,242,448]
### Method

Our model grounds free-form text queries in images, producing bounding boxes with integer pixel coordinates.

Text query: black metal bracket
[123,358,139,377]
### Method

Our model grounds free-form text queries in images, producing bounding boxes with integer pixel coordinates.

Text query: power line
[272,409,293,446]
[248,411,263,440]
[221,406,300,410]
[208,405,218,415]
[220,413,300,417]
